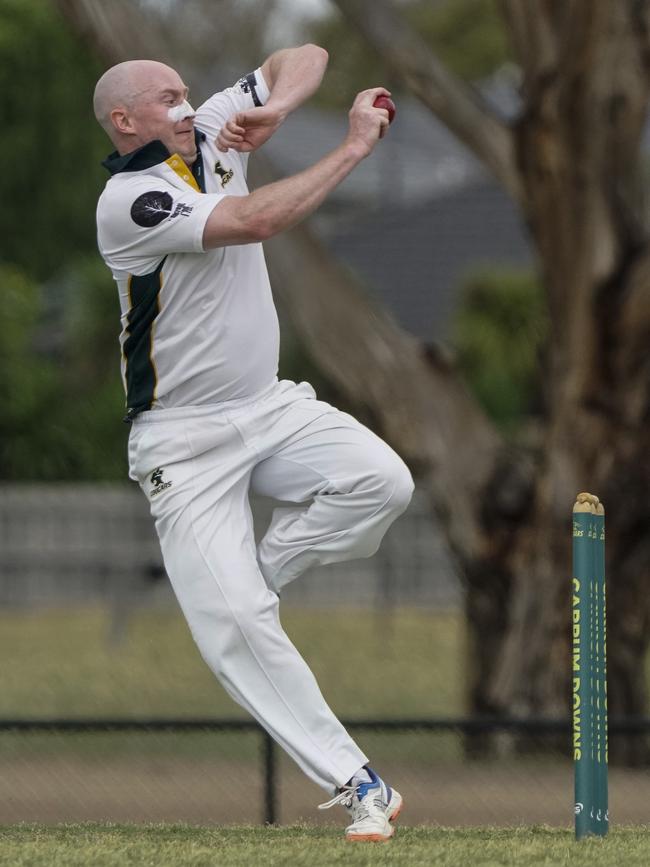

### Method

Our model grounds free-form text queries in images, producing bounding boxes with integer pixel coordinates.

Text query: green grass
[0,606,464,762]
[0,606,462,718]
[1,824,649,867]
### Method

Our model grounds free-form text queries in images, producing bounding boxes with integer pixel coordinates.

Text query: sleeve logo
[237,74,252,94]
[237,71,262,107]
[130,191,173,227]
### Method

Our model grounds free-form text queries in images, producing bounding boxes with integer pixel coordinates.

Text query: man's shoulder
[97,170,170,216]
[100,169,161,195]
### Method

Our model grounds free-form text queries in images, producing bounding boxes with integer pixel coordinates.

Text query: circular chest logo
[130,191,173,227]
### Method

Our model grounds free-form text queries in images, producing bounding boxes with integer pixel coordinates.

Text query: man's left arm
[216,44,328,153]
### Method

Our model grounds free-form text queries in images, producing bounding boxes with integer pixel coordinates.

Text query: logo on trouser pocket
[150,467,172,497]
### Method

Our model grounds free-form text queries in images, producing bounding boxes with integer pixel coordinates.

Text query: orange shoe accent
[346,831,394,843]
[389,800,403,822]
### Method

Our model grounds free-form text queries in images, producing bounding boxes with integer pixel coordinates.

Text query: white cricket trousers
[128,379,414,793]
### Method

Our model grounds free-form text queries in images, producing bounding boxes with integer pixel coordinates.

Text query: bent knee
[354,451,414,513]
[381,455,414,516]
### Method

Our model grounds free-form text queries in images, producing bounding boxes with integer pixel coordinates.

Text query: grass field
[0,606,462,718]
[2,824,650,867]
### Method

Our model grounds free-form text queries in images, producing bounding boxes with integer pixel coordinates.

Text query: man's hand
[345,88,393,158]
[203,84,394,249]
[216,105,286,154]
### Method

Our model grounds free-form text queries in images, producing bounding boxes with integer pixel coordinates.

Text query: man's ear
[111,107,135,135]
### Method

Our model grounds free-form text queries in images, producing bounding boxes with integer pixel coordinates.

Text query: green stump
[573,492,608,839]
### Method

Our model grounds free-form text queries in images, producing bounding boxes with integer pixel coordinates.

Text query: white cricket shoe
[318,766,403,842]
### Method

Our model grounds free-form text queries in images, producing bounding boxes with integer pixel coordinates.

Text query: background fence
[2,484,648,828]
[3,720,650,827]
[0,483,460,609]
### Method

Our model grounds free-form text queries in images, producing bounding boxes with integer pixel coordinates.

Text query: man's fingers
[226,119,245,135]
[216,134,250,154]
[216,115,246,151]
[235,111,262,129]
[355,87,391,107]
[216,135,236,153]
[215,107,283,154]
[369,86,391,97]
[216,124,245,153]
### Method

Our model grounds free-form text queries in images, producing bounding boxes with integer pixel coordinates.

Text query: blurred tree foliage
[0,267,57,476]
[0,0,107,280]
[453,268,547,434]
[0,0,127,479]
[310,0,509,109]
[0,260,127,480]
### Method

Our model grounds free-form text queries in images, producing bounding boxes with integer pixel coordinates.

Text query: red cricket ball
[373,95,396,126]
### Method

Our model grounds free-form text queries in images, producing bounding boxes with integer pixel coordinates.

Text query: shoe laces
[318,786,356,811]
[318,781,385,822]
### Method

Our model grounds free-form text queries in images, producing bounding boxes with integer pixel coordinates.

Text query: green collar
[102,140,170,175]
[102,130,207,176]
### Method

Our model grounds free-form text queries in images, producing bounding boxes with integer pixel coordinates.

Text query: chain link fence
[2,721,650,826]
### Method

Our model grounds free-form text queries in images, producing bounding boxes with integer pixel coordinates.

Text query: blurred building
[265,77,533,343]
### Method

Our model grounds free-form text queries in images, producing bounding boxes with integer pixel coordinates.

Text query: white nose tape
[168,100,196,123]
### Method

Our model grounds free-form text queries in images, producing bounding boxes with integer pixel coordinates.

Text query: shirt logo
[214,161,234,187]
[130,192,194,227]
[150,467,172,497]
[131,191,174,227]
[170,203,194,219]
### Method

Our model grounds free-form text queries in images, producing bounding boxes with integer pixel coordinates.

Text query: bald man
[94,47,413,841]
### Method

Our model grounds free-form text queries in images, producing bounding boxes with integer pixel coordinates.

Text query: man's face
[126,67,197,164]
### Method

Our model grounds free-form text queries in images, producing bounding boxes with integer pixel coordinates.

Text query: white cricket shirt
[96,69,280,418]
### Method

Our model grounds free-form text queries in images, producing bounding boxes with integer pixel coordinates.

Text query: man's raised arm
[216,44,328,154]
[262,44,329,114]
[204,87,393,249]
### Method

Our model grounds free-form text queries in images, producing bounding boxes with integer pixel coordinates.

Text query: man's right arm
[202,87,392,249]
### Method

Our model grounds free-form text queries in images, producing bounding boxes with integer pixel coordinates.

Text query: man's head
[93,60,198,164]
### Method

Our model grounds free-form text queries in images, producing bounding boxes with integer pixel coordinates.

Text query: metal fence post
[262,729,278,825]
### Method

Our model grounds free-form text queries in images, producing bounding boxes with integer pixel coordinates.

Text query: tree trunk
[482,1,650,760]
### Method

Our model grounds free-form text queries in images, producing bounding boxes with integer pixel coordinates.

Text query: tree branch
[498,0,559,93]
[54,0,174,63]
[331,0,521,203]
